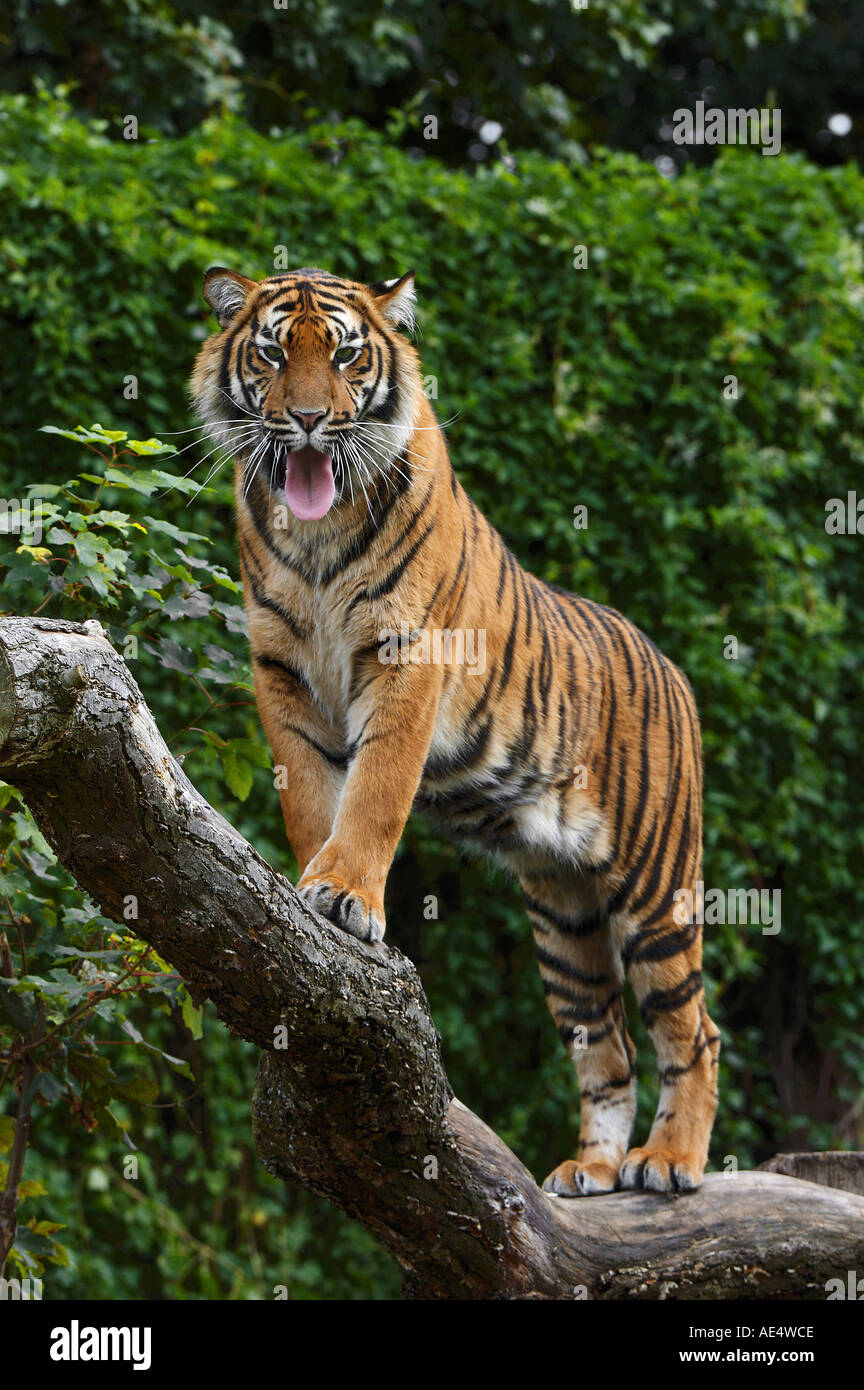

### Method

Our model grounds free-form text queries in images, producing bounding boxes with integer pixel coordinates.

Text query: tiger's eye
[333,345,359,365]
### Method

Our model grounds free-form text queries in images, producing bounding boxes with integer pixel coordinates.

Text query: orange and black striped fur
[191,265,720,1196]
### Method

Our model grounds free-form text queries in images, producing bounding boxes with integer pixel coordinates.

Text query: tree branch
[1,616,862,1299]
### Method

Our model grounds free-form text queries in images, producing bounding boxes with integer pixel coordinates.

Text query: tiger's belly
[416,714,607,875]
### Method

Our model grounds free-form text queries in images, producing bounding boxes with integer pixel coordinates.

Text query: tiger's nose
[290,408,327,434]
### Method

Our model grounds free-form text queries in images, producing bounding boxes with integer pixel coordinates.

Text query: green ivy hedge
[1,90,862,1298]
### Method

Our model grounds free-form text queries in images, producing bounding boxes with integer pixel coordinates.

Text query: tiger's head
[190,266,422,522]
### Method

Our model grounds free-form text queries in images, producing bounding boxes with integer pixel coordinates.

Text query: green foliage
[0,0,820,166]
[0,90,862,1297]
[0,422,395,1296]
[1,424,256,785]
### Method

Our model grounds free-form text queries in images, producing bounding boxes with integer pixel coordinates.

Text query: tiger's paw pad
[542,1159,619,1198]
[619,1146,704,1194]
[297,877,385,944]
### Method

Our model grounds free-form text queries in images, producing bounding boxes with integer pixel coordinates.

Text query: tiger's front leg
[297,661,443,943]
[252,655,345,874]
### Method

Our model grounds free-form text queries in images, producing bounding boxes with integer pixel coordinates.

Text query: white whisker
[179,426,261,503]
[159,430,259,500]
[215,386,258,419]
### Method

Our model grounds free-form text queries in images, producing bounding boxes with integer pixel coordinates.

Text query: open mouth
[271,442,335,521]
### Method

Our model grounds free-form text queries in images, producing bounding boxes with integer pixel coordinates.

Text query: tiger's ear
[202,267,258,328]
[368,271,416,332]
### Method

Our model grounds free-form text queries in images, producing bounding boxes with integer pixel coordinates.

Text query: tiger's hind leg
[616,900,720,1193]
[522,872,637,1197]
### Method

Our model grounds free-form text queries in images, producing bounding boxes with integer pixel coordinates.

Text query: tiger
[190,264,720,1197]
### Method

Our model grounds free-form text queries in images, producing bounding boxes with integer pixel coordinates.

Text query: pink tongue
[282,446,335,521]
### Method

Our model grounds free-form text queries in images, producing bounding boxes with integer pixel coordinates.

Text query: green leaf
[142,516,207,545]
[220,744,254,801]
[181,992,204,1040]
[120,1019,193,1079]
[87,424,128,442]
[12,1226,57,1256]
[111,1076,159,1105]
[73,531,102,567]
[18,1177,48,1199]
[152,638,196,673]
[105,467,196,496]
[0,979,38,1035]
[127,437,178,457]
[229,737,272,770]
[36,1073,63,1104]
[39,426,108,445]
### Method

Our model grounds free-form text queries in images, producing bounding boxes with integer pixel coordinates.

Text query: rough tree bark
[758,1152,864,1197]
[0,615,862,1300]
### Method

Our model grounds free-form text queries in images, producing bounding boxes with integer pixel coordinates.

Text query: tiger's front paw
[297,872,386,944]
[618,1145,705,1193]
[542,1158,619,1197]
